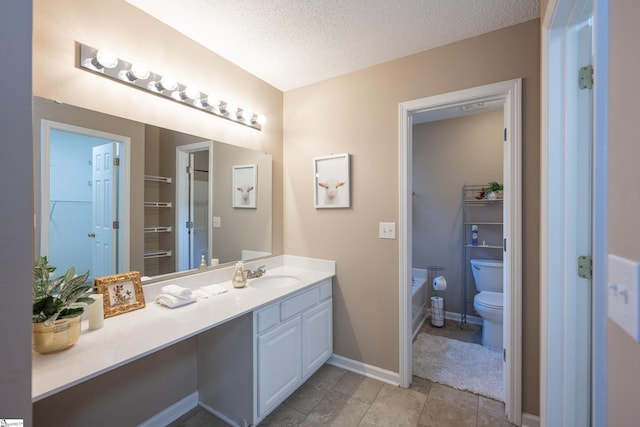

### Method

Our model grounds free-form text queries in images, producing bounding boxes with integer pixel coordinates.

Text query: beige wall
[0,1,33,424]
[607,1,640,425]
[283,20,540,414]
[413,111,504,315]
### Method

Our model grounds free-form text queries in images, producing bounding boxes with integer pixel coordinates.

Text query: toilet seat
[474,291,503,310]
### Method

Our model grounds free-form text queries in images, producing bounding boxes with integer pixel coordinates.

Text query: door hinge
[504,128,507,142]
[185,221,193,229]
[113,157,120,166]
[579,65,594,90]
[503,348,506,362]
[503,238,507,252]
[578,255,592,279]
[112,220,119,229]
[186,165,192,174]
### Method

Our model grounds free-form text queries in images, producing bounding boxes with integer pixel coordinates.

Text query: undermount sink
[250,275,300,289]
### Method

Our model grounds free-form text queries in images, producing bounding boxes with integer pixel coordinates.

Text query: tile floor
[416,317,482,345]
[170,318,513,427]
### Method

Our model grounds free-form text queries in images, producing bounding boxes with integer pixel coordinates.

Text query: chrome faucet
[244,265,266,279]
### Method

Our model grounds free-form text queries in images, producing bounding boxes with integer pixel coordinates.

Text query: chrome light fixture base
[78,43,264,131]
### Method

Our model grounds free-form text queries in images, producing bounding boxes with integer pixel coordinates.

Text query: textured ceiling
[126,0,540,92]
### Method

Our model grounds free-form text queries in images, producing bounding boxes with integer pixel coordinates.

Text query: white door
[193,179,209,267]
[542,1,595,425]
[188,153,196,269]
[92,143,117,278]
[302,299,333,377]
[257,317,302,417]
[190,151,210,268]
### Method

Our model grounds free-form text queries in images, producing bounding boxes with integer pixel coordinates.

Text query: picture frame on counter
[94,271,146,318]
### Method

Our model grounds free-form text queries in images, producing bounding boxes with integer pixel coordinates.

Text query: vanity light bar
[78,43,265,131]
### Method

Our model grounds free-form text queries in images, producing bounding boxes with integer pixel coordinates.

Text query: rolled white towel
[161,284,193,299]
[155,293,196,308]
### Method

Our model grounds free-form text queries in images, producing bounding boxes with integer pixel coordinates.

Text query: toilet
[470,259,504,351]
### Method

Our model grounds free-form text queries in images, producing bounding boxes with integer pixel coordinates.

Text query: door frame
[541,0,608,425]
[176,141,213,271]
[40,120,130,273]
[399,78,522,424]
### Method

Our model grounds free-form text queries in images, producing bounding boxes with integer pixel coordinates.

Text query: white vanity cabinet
[254,278,333,420]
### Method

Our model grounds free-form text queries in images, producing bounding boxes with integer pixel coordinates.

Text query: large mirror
[33,96,272,282]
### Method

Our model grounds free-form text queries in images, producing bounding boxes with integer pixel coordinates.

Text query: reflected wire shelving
[144,175,173,268]
[461,184,503,326]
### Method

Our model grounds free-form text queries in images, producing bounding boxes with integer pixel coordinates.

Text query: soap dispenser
[232,262,247,288]
[199,255,207,270]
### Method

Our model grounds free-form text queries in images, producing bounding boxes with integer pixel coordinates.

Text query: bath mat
[413,333,503,401]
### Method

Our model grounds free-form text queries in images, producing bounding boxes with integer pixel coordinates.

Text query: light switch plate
[213,216,221,228]
[379,222,396,239]
[607,254,640,342]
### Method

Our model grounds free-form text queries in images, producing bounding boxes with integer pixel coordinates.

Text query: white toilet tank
[470,259,503,292]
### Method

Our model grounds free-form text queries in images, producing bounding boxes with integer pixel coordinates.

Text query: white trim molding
[39,120,131,274]
[327,354,400,386]
[399,78,522,425]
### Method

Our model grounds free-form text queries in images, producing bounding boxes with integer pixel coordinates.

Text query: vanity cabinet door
[257,316,302,417]
[302,298,333,378]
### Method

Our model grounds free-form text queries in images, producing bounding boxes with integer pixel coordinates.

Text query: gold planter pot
[32,316,82,354]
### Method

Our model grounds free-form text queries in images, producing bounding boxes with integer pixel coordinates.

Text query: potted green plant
[32,256,94,354]
[484,181,503,200]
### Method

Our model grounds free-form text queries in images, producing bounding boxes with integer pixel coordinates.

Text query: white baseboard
[327,353,400,386]
[522,412,541,427]
[138,392,198,427]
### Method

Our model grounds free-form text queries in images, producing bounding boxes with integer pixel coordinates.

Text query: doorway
[399,79,522,424]
[40,120,130,279]
[176,141,213,271]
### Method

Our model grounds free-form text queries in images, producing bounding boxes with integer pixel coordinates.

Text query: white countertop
[32,255,335,401]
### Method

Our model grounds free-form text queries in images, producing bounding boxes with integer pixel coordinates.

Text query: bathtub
[411,268,428,337]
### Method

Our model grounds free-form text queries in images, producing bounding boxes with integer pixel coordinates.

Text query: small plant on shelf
[485,181,504,193]
[484,181,503,200]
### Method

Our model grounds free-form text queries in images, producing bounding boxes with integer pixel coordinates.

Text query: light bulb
[225,103,237,116]
[157,74,177,91]
[95,49,118,69]
[184,85,200,100]
[130,62,150,80]
[241,108,253,122]
[256,114,267,125]
[199,94,217,108]
[118,62,150,82]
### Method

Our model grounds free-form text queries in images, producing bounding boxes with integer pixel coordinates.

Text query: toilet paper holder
[433,275,447,291]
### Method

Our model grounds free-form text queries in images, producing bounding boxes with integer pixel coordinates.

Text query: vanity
[32,255,335,427]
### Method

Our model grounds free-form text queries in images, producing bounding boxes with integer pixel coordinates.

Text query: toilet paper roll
[433,276,447,291]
